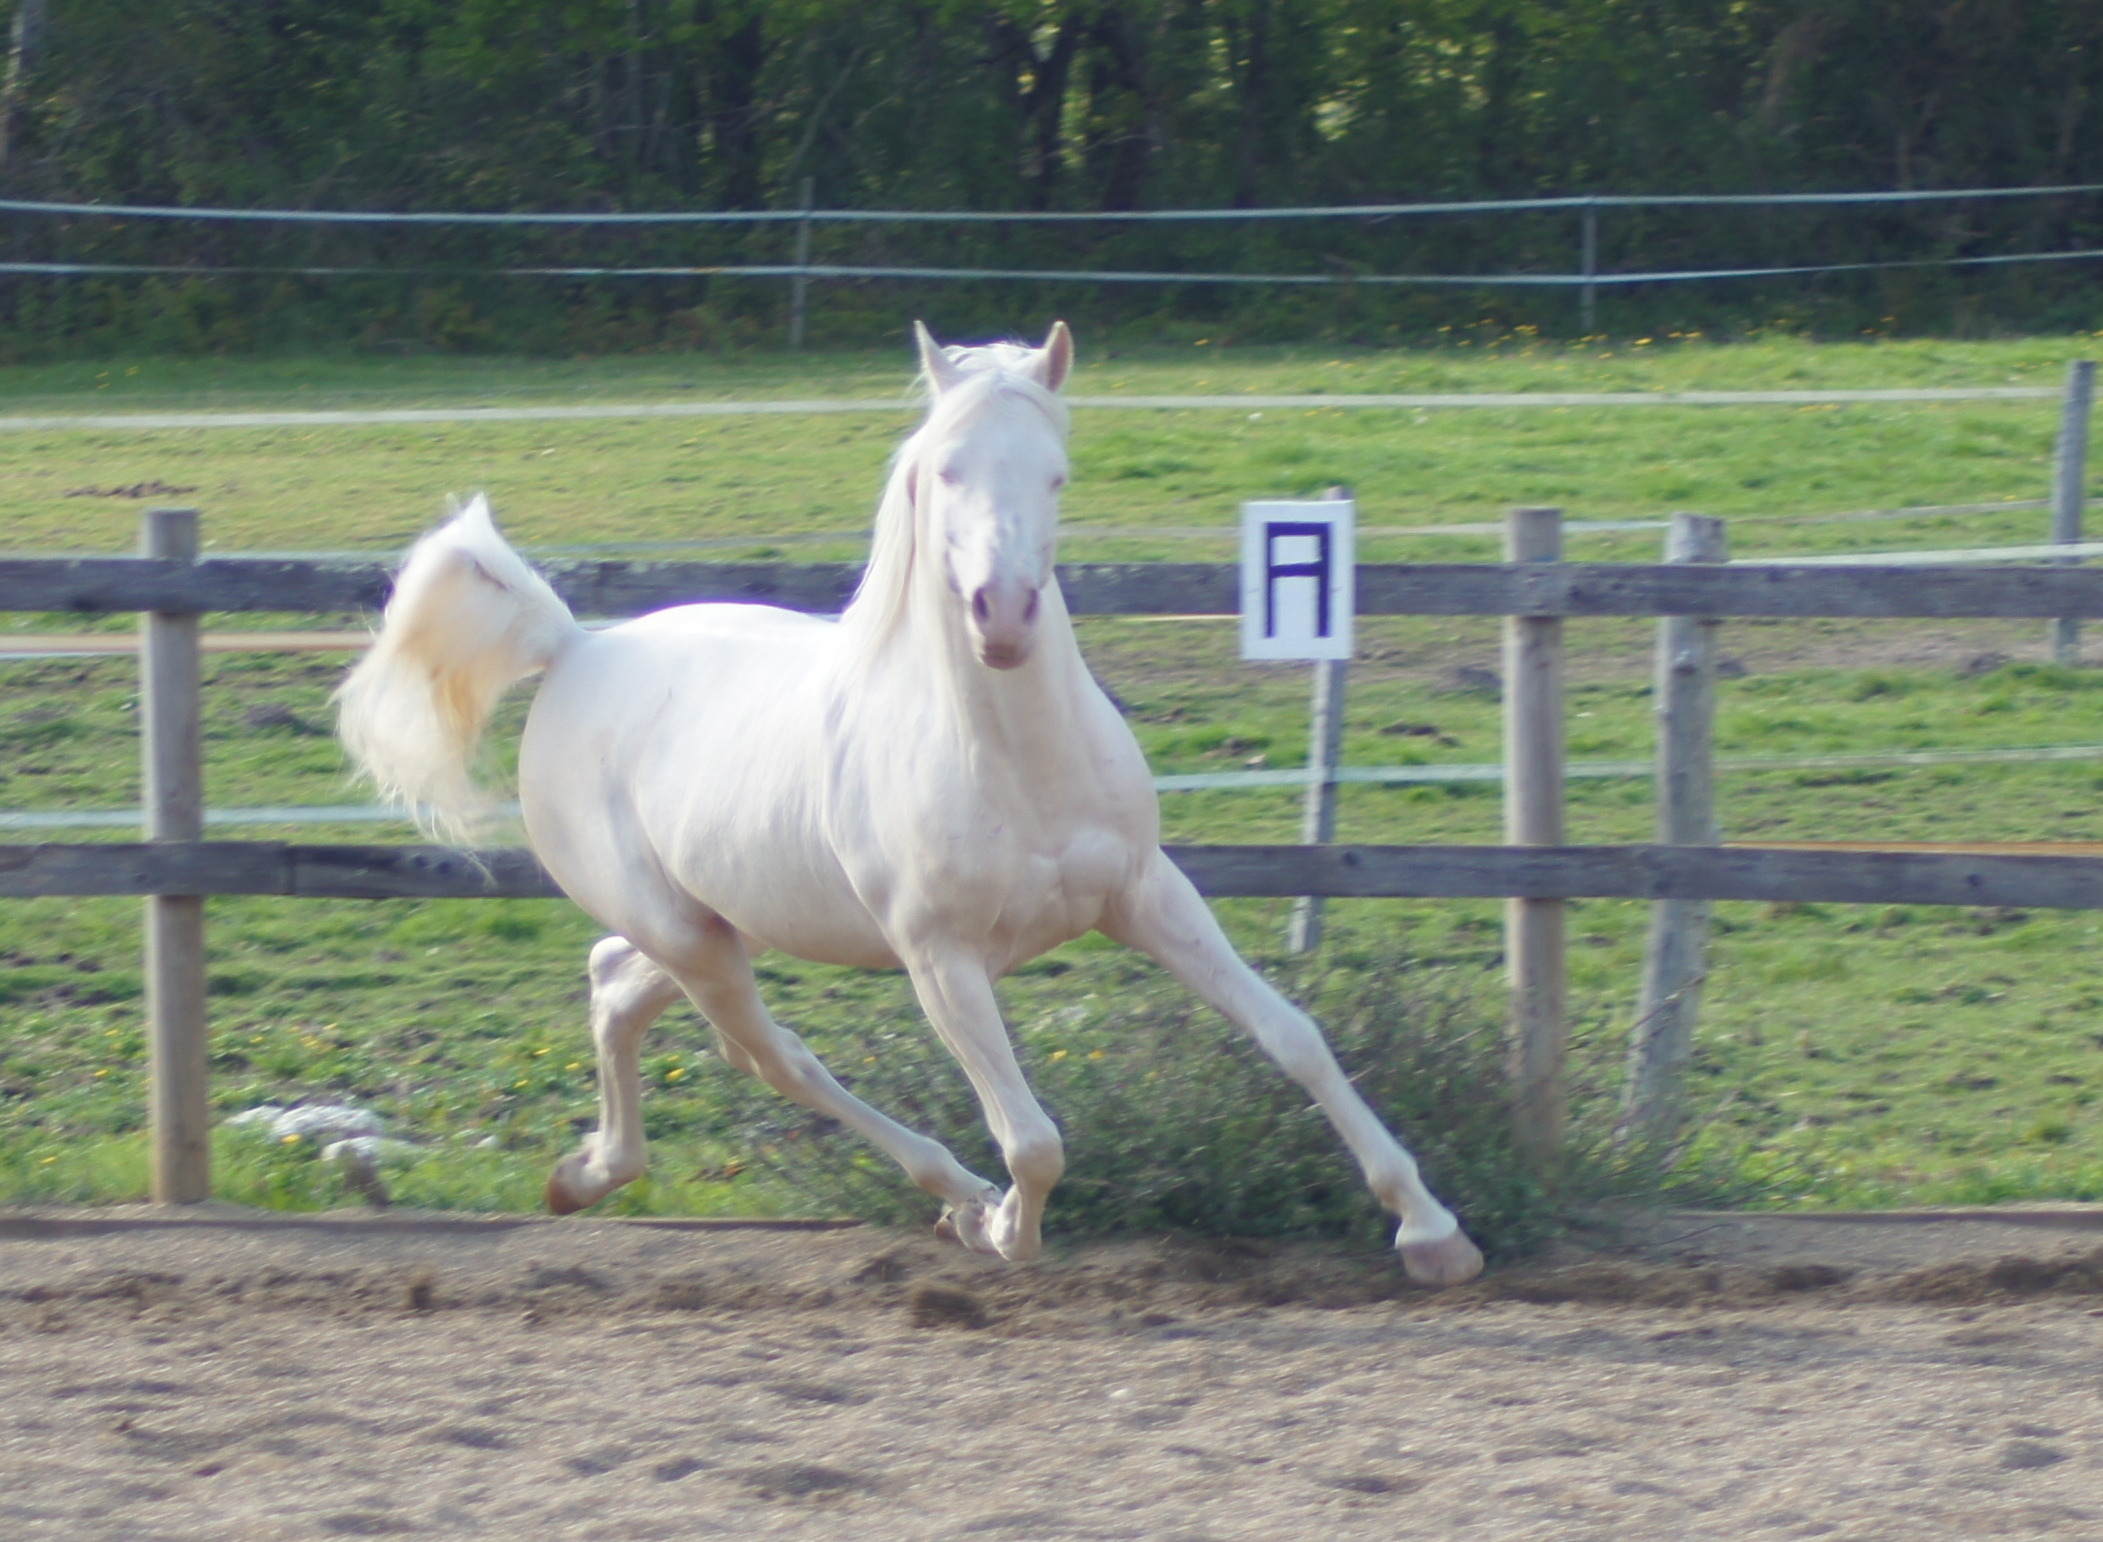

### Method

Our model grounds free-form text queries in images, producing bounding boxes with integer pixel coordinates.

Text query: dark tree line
[0,1,2099,350]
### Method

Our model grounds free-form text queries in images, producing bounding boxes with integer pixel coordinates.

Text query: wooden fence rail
[12,839,2103,910]
[16,555,2103,620]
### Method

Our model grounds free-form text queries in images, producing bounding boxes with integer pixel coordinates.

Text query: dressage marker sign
[1239,499,1356,661]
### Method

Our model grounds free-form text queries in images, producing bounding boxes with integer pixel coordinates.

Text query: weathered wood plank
[1055,564,1239,615]
[140,509,211,1206]
[1504,508,1568,1157]
[2053,360,2096,664]
[0,842,290,896]
[1164,844,2103,908]
[1356,563,2103,619]
[18,555,2103,620]
[1287,487,1355,956]
[1626,514,1728,1135]
[0,558,393,614]
[287,844,564,899]
[14,841,2103,910]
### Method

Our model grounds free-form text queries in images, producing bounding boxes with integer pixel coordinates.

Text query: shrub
[691,949,1733,1262]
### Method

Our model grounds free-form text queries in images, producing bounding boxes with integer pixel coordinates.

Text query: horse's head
[911,320,1073,670]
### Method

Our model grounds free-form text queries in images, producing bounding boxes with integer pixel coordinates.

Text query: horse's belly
[729,891,901,971]
[523,611,898,964]
[668,833,899,968]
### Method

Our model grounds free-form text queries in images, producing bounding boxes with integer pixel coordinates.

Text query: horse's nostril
[972,589,990,622]
[1022,590,1040,624]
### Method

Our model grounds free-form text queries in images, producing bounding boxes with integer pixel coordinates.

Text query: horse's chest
[920,804,1138,944]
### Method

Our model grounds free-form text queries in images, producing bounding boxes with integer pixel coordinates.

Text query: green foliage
[1,3,2101,350]
[693,949,1733,1261]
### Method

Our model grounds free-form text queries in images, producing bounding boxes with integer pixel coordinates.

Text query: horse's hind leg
[660,917,1007,1232]
[1101,853,1484,1287]
[547,936,684,1214]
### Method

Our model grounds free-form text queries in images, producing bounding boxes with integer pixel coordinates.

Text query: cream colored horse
[337,322,1482,1285]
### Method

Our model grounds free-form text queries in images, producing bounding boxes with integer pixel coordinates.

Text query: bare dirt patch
[3,1205,2102,1539]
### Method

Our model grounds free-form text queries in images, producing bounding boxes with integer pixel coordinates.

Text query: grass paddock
[6,332,2103,1235]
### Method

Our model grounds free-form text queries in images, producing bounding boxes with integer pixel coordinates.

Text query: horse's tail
[335,495,581,842]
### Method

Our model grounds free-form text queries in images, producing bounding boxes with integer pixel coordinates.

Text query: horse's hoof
[545,1172,588,1216]
[935,1199,998,1254]
[1398,1229,1485,1288]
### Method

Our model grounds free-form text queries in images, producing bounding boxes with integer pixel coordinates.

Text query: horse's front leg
[1100,853,1485,1287]
[902,947,1064,1262]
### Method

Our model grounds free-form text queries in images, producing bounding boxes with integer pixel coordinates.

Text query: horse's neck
[899,574,1091,765]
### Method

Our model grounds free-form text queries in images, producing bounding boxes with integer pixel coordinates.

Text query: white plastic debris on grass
[319,1135,419,1165]
[224,1103,385,1143]
[223,1102,416,1207]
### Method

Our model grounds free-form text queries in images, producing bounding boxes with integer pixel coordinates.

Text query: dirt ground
[4,1206,2102,1541]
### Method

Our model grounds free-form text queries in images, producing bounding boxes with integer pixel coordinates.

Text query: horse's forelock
[918,366,1068,444]
[847,364,1066,652]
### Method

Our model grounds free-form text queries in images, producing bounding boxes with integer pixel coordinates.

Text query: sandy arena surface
[3,1205,2102,1540]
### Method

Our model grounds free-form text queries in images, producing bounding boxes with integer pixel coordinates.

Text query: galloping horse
[337,323,1483,1285]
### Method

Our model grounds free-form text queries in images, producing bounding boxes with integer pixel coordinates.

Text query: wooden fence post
[1504,506,1566,1158]
[2053,359,2096,666]
[1622,513,1727,1136]
[142,507,209,1203]
[787,177,815,351]
[1288,485,1354,954]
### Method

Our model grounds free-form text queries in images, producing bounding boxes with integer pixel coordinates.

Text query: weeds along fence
[14,508,2103,1199]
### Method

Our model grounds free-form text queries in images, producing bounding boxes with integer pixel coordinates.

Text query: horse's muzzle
[970,581,1040,669]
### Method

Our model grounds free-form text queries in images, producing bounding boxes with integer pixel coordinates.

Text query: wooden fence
[12,506,2103,1199]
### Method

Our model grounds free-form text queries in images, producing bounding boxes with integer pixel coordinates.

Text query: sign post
[1241,494,1356,952]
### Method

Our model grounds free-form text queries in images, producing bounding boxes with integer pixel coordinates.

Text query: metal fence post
[787,177,815,351]
[1288,487,1353,954]
[1623,513,1727,1137]
[2052,359,2096,665]
[1504,506,1566,1159]
[1579,200,1599,336]
[141,506,209,1203]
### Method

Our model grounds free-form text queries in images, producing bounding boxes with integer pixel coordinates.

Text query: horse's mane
[841,357,1069,651]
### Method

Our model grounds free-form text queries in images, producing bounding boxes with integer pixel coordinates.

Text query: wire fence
[4,182,2101,337]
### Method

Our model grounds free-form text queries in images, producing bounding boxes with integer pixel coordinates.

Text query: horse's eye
[1050,474,1067,491]
[938,469,961,487]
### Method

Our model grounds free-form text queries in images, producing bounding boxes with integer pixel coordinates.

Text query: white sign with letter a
[1239,499,1355,661]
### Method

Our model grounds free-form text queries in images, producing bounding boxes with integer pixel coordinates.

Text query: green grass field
[7,331,2103,1230]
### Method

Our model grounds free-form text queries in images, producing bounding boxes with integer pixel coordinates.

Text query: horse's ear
[1033,320,1074,392]
[914,320,964,397]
